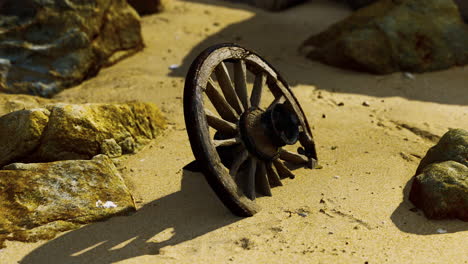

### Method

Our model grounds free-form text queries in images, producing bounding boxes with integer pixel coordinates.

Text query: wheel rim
[184,43,318,216]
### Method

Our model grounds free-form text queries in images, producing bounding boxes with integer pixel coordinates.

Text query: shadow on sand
[390,177,468,235]
[20,169,240,264]
[170,0,468,106]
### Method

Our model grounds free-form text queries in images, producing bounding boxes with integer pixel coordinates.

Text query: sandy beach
[1,0,467,263]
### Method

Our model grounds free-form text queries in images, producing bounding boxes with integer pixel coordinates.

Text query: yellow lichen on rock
[0,108,50,167]
[0,102,166,165]
[0,155,136,245]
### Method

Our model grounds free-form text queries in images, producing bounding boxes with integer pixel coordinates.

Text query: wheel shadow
[390,177,468,235]
[19,169,240,264]
[170,0,468,106]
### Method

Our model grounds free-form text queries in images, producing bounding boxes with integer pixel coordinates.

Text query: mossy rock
[416,129,468,174]
[409,129,468,221]
[302,0,468,73]
[409,161,467,221]
[0,102,166,167]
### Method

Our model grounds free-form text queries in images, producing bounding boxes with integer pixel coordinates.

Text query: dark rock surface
[0,0,143,97]
[409,161,467,221]
[302,0,468,74]
[345,0,377,10]
[251,0,307,11]
[346,0,468,21]
[409,129,468,221]
[128,0,165,15]
[416,129,468,174]
[0,155,136,246]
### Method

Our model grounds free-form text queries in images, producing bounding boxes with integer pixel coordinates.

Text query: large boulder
[302,0,468,74]
[128,0,166,15]
[409,129,468,221]
[0,155,136,245]
[409,161,467,221]
[345,0,468,22]
[0,0,143,97]
[250,0,307,11]
[345,0,377,10]
[0,94,53,116]
[0,102,166,167]
[455,0,468,22]
[416,129,468,174]
[0,108,50,167]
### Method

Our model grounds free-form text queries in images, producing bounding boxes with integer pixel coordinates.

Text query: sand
[1,0,467,263]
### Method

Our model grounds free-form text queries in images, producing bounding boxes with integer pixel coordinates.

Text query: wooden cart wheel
[184,43,318,216]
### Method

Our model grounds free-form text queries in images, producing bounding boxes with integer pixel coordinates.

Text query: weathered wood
[279,149,308,164]
[230,149,249,178]
[205,109,237,136]
[251,72,265,107]
[234,60,250,110]
[215,62,244,114]
[245,158,257,200]
[273,159,295,179]
[184,43,317,217]
[265,162,283,187]
[213,137,240,148]
[206,78,239,123]
[255,161,272,196]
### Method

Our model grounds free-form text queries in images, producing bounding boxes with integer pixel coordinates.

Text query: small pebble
[334,175,340,179]
[337,102,344,106]
[362,101,370,107]
[437,228,447,234]
[169,64,179,70]
[96,200,117,208]
[403,72,415,80]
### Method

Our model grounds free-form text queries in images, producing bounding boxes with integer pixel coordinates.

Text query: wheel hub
[239,103,300,161]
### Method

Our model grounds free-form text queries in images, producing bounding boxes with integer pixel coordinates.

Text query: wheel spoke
[266,95,285,111]
[205,109,237,136]
[265,162,283,187]
[230,149,249,178]
[206,78,239,123]
[244,157,257,200]
[279,149,308,165]
[233,60,250,110]
[215,62,243,114]
[251,72,266,107]
[255,161,272,196]
[213,137,240,147]
[273,159,295,179]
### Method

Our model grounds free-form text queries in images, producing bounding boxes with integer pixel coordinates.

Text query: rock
[250,0,307,11]
[345,0,377,10]
[0,108,50,167]
[0,0,143,97]
[120,136,137,154]
[454,0,468,22]
[302,0,468,74]
[0,94,53,116]
[0,155,136,245]
[128,0,165,15]
[101,139,123,158]
[345,0,468,21]
[409,129,468,221]
[0,102,166,167]
[416,129,468,174]
[409,161,467,221]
